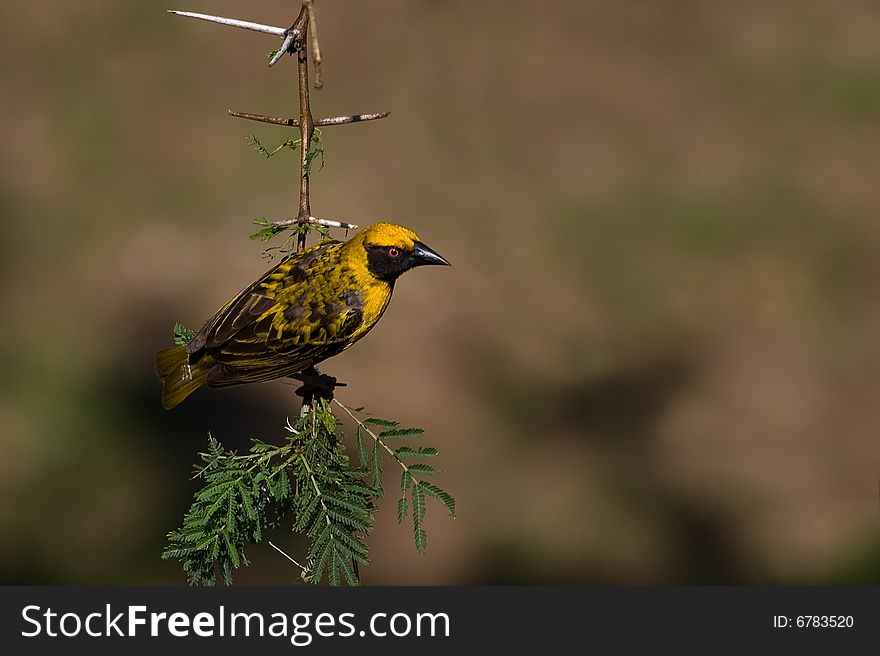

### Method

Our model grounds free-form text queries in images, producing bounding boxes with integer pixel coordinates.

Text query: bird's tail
[155,345,211,409]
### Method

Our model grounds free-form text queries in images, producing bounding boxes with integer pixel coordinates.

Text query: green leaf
[172,322,197,345]
[196,480,235,501]
[203,496,228,521]
[328,553,341,587]
[249,134,299,159]
[394,446,438,459]
[338,552,359,586]
[412,484,427,554]
[326,508,371,533]
[341,481,375,498]
[274,468,290,501]
[412,483,427,526]
[240,486,257,521]
[304,128,325,174]
[222,530,240,569]
[397,497,408,523]
[318,405,337,433]
[249,438,276,453]
[226,497,236,535]
[413,527,427,554]
[249,217,283,242]
[309,526,334,584]
[378,427,425,440]
[355,426,368,468]
[324,493,370,517]
[406,463,438,476]
[364,417,398,428]
[294,494,321,532]
[418,481,457,518]
[371,439,384,496]
[329,525,369,559]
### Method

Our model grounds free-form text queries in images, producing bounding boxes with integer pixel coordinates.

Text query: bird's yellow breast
[353,278,393,335]
[336,238,396,345]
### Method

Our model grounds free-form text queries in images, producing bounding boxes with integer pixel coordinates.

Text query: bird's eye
[388,247,400,258]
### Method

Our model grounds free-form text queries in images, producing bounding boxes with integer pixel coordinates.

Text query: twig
[228,110,390,128]
[292,6,313,250]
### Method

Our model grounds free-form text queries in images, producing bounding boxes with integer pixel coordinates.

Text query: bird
[156,222,450,409]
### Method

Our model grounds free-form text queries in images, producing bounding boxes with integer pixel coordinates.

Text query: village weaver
[156,222,449,409]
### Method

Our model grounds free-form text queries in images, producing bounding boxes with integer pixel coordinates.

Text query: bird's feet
[292,365,346,404]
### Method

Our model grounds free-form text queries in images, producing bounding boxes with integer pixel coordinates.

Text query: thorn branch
[171,1,379,250]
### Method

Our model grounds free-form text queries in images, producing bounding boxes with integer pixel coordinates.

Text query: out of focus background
[2,0,879,585]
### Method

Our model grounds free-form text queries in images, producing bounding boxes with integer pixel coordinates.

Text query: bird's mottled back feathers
[185,239,378,384]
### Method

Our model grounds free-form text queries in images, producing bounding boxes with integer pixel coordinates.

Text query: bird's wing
[188,241,341,354]
[188,240,366,374]
[204,308,364,387]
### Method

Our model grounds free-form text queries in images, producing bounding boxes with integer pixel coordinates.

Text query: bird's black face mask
[365,241,450,282]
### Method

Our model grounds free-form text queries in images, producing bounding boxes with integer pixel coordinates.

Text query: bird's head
[353,222,450,283]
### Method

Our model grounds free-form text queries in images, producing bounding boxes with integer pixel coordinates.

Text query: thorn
[268,31,297,68]
[268,541,307,574]
[167,10,287,37]
[316,112,391,126]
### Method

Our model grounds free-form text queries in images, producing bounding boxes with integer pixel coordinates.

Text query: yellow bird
[156,222,449,409]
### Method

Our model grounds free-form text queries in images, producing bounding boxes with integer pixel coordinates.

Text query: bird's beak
[411,240,451,267]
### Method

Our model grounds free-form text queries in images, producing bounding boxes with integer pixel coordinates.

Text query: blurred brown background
[1,0,879,585]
